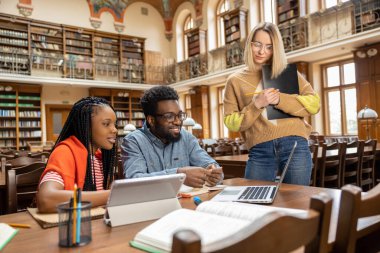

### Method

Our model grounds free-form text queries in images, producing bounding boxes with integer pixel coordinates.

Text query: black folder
[262,64,299,120]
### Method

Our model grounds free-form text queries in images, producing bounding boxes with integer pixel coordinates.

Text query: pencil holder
[57,201,92,247]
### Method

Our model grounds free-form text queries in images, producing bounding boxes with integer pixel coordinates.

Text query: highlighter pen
[76,188,82,244]
[193,196,202,206]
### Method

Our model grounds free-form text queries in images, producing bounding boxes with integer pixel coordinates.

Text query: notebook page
[196,201,307,221]
[134,208,250,252]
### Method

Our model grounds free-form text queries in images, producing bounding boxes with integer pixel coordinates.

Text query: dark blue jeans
[245,136,312,186]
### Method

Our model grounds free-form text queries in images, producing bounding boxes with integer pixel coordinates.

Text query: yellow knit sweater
[223,67,320,149]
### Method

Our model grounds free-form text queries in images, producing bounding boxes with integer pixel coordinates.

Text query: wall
[40,85,89,141]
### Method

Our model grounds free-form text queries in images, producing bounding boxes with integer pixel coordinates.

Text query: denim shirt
[121,123,218,178]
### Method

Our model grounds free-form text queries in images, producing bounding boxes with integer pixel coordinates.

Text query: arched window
[263,0,275,23]
[183,15,194,59]
[216,0,230,47]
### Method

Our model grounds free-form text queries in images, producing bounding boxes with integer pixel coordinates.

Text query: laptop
[104,173,186,226]
[211,141,297,204]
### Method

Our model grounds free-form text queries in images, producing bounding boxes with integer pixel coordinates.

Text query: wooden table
[215,144,380,179]
[0,178,345,253]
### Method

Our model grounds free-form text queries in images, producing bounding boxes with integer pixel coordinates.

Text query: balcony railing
[0,0,379,85]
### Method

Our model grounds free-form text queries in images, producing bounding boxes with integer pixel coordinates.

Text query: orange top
[39,136,101,190]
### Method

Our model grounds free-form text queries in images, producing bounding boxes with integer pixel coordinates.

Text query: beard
[155,124,182,143]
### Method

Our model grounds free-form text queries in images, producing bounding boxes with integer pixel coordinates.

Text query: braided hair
[53,97,117,191]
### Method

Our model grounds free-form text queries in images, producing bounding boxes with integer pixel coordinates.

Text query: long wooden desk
[215,144,380,179]
[0,178,344,253]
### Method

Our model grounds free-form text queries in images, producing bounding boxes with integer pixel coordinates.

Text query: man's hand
[177,167,207,188]
[205,164,223,186]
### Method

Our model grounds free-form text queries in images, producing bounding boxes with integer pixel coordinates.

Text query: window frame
[216,0,230,48]
[322,59,357,136]
[217,86,227,138]
[183,15,194,60]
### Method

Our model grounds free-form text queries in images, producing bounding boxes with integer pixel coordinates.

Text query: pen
[7,223,31,228]
[67,197,74,246]
[193,196,202,206]
[245,89,279,96]
[72,184,77,245]
[76,188,82,244]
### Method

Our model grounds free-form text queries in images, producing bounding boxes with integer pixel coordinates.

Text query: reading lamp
[357,106,378,140]
[182,117,195,130]
[124,123,136,135]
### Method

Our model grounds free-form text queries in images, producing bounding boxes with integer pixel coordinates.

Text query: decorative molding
[114,21,125,33]
[17,3,33,17]
[165,31,173,41]
[89,17,102,29]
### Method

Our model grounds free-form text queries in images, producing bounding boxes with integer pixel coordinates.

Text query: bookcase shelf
[121,38,145,83]
[185,28,207,58]
[89,88,144,138]
[0,84,42,150]
[0,18,29,75]
[222,8,247,45]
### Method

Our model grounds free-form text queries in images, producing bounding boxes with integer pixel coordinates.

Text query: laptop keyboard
[238,186,271,200]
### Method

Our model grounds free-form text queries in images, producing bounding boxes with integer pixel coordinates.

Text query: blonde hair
[244,22,287,78]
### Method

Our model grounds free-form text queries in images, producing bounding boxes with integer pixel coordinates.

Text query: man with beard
[121,86,223,187]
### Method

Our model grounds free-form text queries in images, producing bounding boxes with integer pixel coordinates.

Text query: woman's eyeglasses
[251,41,273,53]
[155,112,187,122]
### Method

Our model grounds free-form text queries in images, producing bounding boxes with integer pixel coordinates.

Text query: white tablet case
[104,173,185,227]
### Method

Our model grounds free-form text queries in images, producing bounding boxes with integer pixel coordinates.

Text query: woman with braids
[37,97,118,213]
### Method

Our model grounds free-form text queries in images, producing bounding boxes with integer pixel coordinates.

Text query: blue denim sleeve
[187,133,219,168]
[121,135,177,178]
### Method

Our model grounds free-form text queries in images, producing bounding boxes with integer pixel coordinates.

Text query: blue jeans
[245,136,312,186]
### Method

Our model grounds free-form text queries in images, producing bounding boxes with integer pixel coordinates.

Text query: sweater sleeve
[223,77,264,132]
[275,72,320,117]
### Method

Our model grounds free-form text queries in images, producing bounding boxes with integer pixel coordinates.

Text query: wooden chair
[309,143,319,187]
[340,140,364,187]
[334,184,380,253]
[211,143,236,157]
[28,151,50,161]
[5,156,40,169]
[359,139,377,190]
[172,193,332,253]
[236,143,249,155]
[116,159,124,180]
[318,142,346,188]
[6,161,46,214]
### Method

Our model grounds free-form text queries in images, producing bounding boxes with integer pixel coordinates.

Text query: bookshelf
[89,88,144,139]
[222,8,247,45]
[222,8,247,68]
[120,38,145,83]
[94,35,120,81]
[0,86,17,149]
[0,84,42,150]
[64,29,93,79]
[0,18,29,75]
[0,14,146,83]
[185,28,207,58]
[30,24,63,77]
[277,0,300,24]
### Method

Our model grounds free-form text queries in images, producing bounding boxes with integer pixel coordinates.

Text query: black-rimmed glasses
[155,112,187,122]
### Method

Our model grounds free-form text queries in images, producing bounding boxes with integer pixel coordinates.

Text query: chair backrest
[5,156,40,169]
[211,143,236,157]
[6,161,46,214]
[172,193,332,253]
[236,143,248,155]
[334,183,380,253]
[309,143,319,187]
[340,140,364,187]
[318,142,346,188]
[359,139,377,190]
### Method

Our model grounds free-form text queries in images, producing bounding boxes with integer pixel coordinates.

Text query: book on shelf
[262,63,299,120]
[27,207,105,229]
[0,223,18,251]
[130,201,306,252]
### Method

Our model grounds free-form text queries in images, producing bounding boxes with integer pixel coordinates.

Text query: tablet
[107,173,186,207]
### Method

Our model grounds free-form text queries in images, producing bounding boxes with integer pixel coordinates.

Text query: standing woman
[223,22,320,185]
[37,97,118,213]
